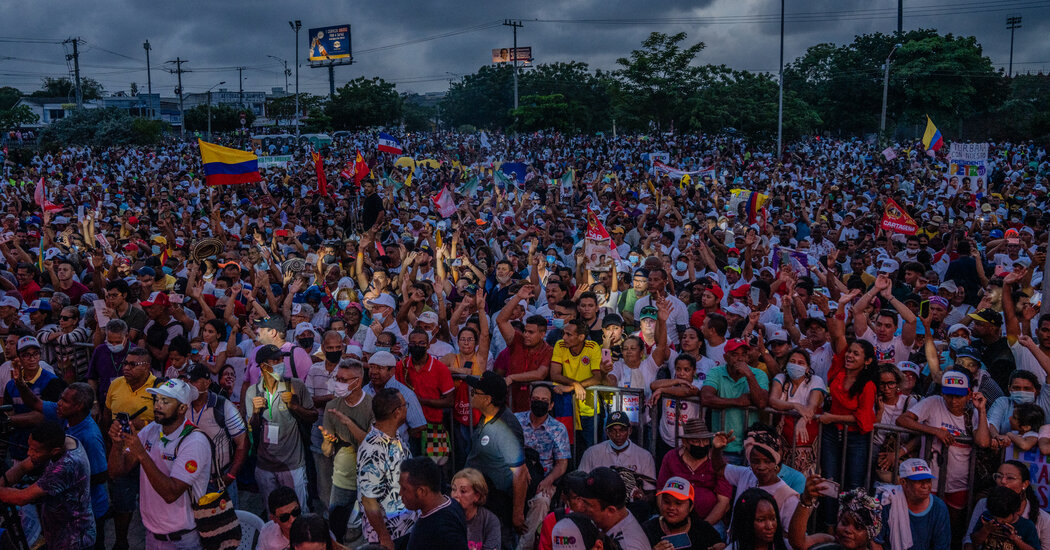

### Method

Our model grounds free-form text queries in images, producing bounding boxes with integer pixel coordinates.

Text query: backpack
[205,392,237,475]
[173,426,242,550]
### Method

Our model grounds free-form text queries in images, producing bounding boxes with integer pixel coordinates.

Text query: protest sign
[880,198,919,235]
[947,142,988,195]
[257,155,292,169]
[1005,445,1050,507]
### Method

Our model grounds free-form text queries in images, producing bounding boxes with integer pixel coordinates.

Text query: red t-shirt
[494,331,553,413]
[827,353,877,433]
[397,356,454,424]
[657,449,733,520]
[18,280,40,304]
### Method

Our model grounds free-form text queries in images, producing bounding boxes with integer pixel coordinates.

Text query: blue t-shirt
[877,495,951,550]
[3,370,65,459]
[43,402,109,518]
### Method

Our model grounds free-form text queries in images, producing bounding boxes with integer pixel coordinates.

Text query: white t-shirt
[909,396,978,493]
[771,373,827,408]
[659,379,705,447]
[257,521,290,550]
[633,294,689,344]
[704,341,726,367]
[724,464,800,530]
[137,422,212,534]
[611,356,660,425]
[1011,341,1047,384]
[860,327,912,365]
[606,510,649,550]
[874,393,920,447]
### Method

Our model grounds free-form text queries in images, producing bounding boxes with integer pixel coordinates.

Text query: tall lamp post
[289,20,302,137]
[880,43,902,139]
[207,81,226,141]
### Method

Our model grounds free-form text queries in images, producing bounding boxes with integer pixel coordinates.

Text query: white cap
[16,336,40,352]
[294,321,316,337]
[725,302,751,317]
[939,280,959,293]
[368,350,397,367]
[417,311,439,326]
[0,296,20,309]
[367,293,397,311]
[768,328,790,343]
[43,247,63,261]
[146,378,199,405]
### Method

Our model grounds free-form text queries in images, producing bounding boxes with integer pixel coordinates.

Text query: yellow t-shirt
[105,374,157,423]
[552,340,602,417]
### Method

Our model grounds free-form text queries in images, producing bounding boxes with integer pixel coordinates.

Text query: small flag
[33,178,63,212]
[921,115,944,152]
[882,147,897,161]
[746,190,769,225]
[457,176,480,197]
[433,186,456,218]
[501,162,527,183]
[198,139,262,186]
[312,152,328,196]
[880,198,919,235]
[377,132,403,155]
[353,150,370,185]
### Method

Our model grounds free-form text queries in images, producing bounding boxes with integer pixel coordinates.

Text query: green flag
[458,176,480,198]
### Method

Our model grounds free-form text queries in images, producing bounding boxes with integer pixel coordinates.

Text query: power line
[354,21,503,55]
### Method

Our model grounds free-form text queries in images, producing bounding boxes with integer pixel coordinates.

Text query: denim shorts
[109,468,140,514]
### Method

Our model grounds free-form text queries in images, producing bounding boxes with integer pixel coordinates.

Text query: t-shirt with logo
[909,395,978,493]
[860,327,911,365]
[551,340,602,417]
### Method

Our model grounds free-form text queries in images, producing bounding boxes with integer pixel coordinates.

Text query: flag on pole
[197,139,262,186]
[457,176,481,197]
[353,150,370,185]
[880,198,919,235]
[377,132,403,155]
[34,178,63,212]
[921,115,944,153]
[746,190,769,224]
[312,152,328,196]
[433,186,457,218]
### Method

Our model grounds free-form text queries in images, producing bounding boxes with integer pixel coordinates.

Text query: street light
[267,55,291,93]
[288,20,302,137]
[207,81,226,141]
[880,43,902,138]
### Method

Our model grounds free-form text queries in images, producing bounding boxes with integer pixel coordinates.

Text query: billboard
[308,25,351,63]
[492,47,532,63]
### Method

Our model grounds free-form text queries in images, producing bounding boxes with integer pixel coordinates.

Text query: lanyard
[190,403,206,426]
[264,385,281,421]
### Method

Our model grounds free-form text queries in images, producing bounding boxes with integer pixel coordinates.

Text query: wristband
[799,499,817,509]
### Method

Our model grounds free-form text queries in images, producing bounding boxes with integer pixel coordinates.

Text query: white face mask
[106,341,125,353]
[327,379,351,398]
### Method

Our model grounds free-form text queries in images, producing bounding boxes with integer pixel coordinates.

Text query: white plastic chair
[236,509,265,550]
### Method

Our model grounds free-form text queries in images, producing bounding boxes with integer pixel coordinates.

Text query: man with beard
[107,378,212,549]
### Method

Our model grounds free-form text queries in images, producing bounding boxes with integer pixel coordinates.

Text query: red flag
[33,178,63,212]
[433,186,457,218]
[312,152,328,197]
[585,206,621,261]
[353,150,369,185]
[880,198,919,235]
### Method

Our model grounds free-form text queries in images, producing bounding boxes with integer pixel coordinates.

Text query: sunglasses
[277,507,301,523]
[59,315,76,321]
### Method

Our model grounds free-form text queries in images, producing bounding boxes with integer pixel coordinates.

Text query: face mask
[786,362,808,380]
[106,341,125,353]
[408,345,428,361]
[373,312,386,324]
[375,346,390,353]
[337,300,351,310]
[152,245,161,255]
[496,274,511,285]
[727,257,740,266]
[610,438,630,451]
[545,255,556,265]
[940,350,954,368]
[530,399,549,418]
[323,254,336,264]
[327,379,351,398]
[950,337,969,350]
[259,262,269,271]
[552,318,565,329]
[1011,390,1036,404]
[687,444,710,459]
[267,362,285,380]
[213,288,226,299]
[325,350,342,364]
[336,330,346,339]
[424,330,434,342]
[298,338,314,350]
[675,261,688,272]
[77,305,88,318]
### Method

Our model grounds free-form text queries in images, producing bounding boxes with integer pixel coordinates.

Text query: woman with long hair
[820,290,879,522]
[964,460,1050,550]
[768,347,825,475]
[873,364,920,483]
[727,488,788,550]
[443,311,490,470]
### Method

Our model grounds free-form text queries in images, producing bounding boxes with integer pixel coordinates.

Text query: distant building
[183,89,267,118]
[14,97,99,127]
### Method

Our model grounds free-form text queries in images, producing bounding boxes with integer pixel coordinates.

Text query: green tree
[614,32,706,132]
[0,87,21,111]
[439,65,515,129]
[266,94,324,130]
[38,107,167,148]
[511,93,581,132]
[31,76,104,100]
[520,62,613,132]
[183,104,256,133]
[402,94,436,132]
[691,66,820,141]
[0,104,39,129]
[326,77,401,130]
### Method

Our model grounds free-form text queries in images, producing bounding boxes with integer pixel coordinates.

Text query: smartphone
[817,479,840,498]
[919,300,930,318]
[601,349,612,363]
[662,532,691,549]
[750,287,761,304]
[116,412,132,434]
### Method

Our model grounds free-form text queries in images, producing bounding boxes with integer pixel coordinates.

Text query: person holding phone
[644,476,724,550]
[789,476,883,550]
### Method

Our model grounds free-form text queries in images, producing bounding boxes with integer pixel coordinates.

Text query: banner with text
[1006,445,1050,508]
[947,142,989,195]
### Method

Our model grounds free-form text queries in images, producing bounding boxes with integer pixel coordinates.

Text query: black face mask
[530,399,549,418]
[298,338,314,350]
[687,444,710,460]
[323,254,336,264]
[408,345,428,361]
[324,350,342,364]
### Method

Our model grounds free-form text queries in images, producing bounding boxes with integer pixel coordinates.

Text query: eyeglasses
[993,473,1022,483]
[19,350,40,358]
[878,380,898,387]
[277,507,301,523]
[126,361,151,367]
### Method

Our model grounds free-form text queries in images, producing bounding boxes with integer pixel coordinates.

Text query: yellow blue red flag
[198,139,262,186]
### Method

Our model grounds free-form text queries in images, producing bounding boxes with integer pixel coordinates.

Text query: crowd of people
[0,129,1045,550]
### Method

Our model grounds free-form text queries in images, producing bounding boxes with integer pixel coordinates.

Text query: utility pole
[166,58,190,138]
[267,55,290,93]
[1007,16,1022,78]
[328,66,336,99]
[237,66,245,109]
[503,20,523,110]
[898,0,903,35]
[776,0,784,158]
[64,38,83,109]
[289,20,302,137]
[880,43,901,138]
[144,40,153,119]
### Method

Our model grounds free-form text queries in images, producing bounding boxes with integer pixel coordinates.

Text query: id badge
[265,423,279,444]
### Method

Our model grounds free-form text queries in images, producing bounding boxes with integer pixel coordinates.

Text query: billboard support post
[289,20,302,137]
[329,65,335,98]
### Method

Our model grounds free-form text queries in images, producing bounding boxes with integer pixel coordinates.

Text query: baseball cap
[708,285,725,300]
[639,306,658,321]
[657,476,695,502]
[768,328,790,343]
[725,302,750,317]
[255,344,286,364]
[368,350,397,367]
[256,316,287,333]
[947,323,971,337]
[940,280,959,293]
[968,308,1002,326]
[0,296,19,309]
[941,371,970,396]
[140,292,170,307]
[724,338,750,352]
[136,266,156,277]
[551,514,603,550]
[897,361,921,378]
[417,311,439,325]
[605,411,630,429]
[578,467,626,508]
[25,300,51,313]
[879,259,900,273]
[729,284,751,298]
[147,378,199,405]
[16,336,41,352]
[184,363,213,381]
[899,458,934,480]
[601,314,624,328]
[466,371,508,403]
[367,293,397,310]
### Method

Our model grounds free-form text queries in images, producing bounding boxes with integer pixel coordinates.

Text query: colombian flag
[746,190,769,224]
[198,139,262,186]
[921,115,944,152]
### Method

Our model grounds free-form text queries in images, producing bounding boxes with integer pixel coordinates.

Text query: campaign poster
[947,142,988,195]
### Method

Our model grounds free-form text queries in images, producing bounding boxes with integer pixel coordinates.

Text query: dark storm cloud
[1,0,1047,98]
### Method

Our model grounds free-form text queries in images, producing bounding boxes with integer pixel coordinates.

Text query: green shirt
[703,365,769,453]
[323,392,374,490]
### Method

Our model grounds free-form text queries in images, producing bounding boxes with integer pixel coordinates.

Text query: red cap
[128,216,139,225]
[729,284,751,298]
[275,229,289,237]
[727,247,741,255]
[724,338,751,352]
[141,291,170,307]
[708,284,724,301]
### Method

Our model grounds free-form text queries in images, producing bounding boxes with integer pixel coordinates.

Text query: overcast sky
[2,0,1047,99]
